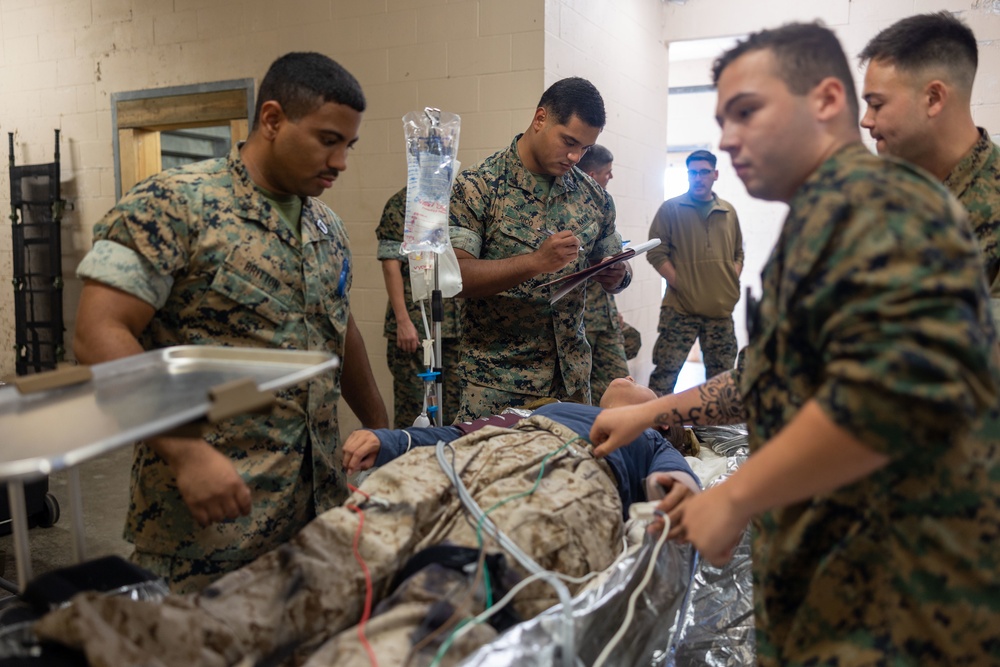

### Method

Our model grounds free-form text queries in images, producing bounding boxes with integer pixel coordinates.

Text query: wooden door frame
[111,79,255,199]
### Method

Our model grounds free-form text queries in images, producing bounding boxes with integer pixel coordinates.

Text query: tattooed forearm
[699,372,747,423]
[652,371,746,429]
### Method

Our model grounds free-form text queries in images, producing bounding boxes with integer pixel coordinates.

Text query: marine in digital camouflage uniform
[945,129,1000,297]
[621,319,641,360]
[590,23,1000,667]
[450,79,627,421]
[377,187,463,427]
[584,279,629,402]
[36,400,699,666]
[860,12,1000,327]
[73,53,387,593]
[576,144,630,402]
[740,143,1000,667]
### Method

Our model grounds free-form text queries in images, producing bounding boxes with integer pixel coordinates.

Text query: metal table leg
[7,479,32,591]
[68,468,86,563]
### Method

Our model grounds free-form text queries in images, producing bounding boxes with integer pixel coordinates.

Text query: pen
[539,228,584,253]
[336,257,350,297]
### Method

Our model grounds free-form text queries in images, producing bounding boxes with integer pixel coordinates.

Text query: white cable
[435,439,576,667]
[444,569,557,649]
[445,533,633,651]
[437,531,636,667]
[418,298,439,426]
[418,299,434,364]
[415,298,436,426]
[591,519,671,667]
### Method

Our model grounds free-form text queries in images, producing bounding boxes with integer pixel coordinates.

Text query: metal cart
[0,346,338,592]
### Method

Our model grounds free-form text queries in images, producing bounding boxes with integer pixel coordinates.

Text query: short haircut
[537,77,606,129]
[858,12,977,91]
[686,150,717,168]
[253,52,366,129]
[713,22,859,120]
[577,144,614,173]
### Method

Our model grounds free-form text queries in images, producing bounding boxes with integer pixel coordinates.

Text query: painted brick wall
[0,0,545,438]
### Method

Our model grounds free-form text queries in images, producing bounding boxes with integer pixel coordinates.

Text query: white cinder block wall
[2,0,999,429]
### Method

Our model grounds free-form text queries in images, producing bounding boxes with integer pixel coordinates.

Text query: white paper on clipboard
[540,239,660,304]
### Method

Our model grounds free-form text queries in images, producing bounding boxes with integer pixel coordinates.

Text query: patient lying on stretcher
[343,376,702,510]
[32,378,699,667]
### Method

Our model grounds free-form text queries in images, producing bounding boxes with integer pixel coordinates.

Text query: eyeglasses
[688,169,714,178]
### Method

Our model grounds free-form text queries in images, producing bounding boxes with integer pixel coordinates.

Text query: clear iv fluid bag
[401,109,461,255]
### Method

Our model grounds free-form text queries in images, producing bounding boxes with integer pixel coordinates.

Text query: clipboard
[540,239,660,304]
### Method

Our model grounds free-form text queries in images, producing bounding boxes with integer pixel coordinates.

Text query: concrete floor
[0,444,133,601]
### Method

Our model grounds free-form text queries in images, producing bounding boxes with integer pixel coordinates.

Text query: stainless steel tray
[0,346,339,481]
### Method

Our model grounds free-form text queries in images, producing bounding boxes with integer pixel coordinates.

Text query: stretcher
[0,405,753,666]
[0,346,338,594]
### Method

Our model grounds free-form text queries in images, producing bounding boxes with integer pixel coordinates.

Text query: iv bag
[401,108,461,255]
[408,243,463,300]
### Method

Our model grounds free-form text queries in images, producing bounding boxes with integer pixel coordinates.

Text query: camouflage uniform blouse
[449,136,621,400]
[738,143,1000,665]
[77,147,351,562]
[583,279,622,334]
[943,127,1000,325]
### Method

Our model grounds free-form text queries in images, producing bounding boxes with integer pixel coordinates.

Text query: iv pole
[431,251,444,427]
[414,107,448,428]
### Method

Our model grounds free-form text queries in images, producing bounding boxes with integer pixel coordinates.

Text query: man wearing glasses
[646,150,743,395]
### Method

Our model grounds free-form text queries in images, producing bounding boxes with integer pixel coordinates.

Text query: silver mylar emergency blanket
[459,426,755,667]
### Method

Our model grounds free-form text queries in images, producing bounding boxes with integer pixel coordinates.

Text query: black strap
[389,544,521,632]
[20,555,160,612]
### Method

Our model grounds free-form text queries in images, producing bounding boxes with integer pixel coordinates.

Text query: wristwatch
[615,267,632,292]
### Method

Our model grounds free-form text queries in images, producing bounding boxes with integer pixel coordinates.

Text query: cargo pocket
[322,290,349,340]
[575,219,599,253]
[488,216,546,257]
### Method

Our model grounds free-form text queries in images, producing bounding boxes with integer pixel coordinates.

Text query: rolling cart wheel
[37,493,60,528]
